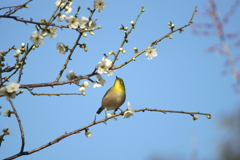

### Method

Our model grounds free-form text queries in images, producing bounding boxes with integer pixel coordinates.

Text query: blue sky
[1,0,240,160]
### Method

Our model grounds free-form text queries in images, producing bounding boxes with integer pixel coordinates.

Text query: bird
[96,76,126,115]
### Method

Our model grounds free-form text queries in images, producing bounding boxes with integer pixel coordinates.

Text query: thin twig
[9,100,25,153]
[1,68,19,85]
[3,0,33,16]
[54,32,83,82]
[0,15,69,28]
[111,6,144,67]
[113,6,198,70]
[17,45,33,83]
[26,87,85,96]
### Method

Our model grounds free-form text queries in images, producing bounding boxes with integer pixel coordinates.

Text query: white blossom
[66,16,79,29]
[58,14,66,22]
[96,57,113,75]
[66,70,77,80]
[16,49,22,54]
[107,113,118,121]
[5,82,20,93]
[83,81,90,88]
[65,2,73,15]
[65,7,72,15]
[41,30,48,37]
[89,19,97,29]
[48,27,57,39]
[55,0,65,7]
[78,16,89,29]
[30,31,44,45]
[56,42,66,55]
[93,74,106,88]
[1,82,20,101]
[0,87,7,96]
[94,0,107,12]
[5,92,17,101]
[105,69,113,76]
[0,86,17,100]
[145,46,157,60]
[79,86,85,92]
[123,102,134,119]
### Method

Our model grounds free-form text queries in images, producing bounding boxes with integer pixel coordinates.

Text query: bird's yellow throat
[113,78,125,93]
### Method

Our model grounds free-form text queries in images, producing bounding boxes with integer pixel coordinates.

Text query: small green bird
[96,76,126,114]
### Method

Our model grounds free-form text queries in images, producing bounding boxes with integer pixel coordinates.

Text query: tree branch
[54,9,96,82]
[208,0,240,84]
[0,15,69,28]
[4,107,211,160]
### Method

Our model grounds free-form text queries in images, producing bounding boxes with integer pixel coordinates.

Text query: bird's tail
[96,107,103,114]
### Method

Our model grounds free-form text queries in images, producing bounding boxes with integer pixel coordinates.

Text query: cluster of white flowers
[65,2,73,15]
[96,57,114,76]
[55,1,73,14]
[55,0,65,7]
[15,43,25,55]
[65,16,91,30]
[55,1,104,30]
[105,102,134,120]
[94,57,113,88]
[30,27,58,45]
[145,46,158,60]
[79,81,90,93]
[0,82,21,100]
[93,75,106,88]
[56,0,107,14]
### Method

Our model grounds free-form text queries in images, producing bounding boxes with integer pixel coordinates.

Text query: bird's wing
[102,87,112,99]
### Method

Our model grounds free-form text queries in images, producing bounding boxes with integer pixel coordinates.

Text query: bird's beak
[116,76,118,79]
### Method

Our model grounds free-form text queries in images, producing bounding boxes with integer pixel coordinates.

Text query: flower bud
[85,130,92,137]
[206,115,211,119]
[83,32,88,37]
[130,21,135,25]
[119,26,123,30]
[84,48,88,52]
[89,31,94,35]
[192,115,198,120]
[109,51,114,55]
